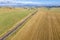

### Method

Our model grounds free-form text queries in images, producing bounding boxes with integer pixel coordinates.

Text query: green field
[0,8,34,37]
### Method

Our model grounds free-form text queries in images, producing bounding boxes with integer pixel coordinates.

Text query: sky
[0,0,60,6]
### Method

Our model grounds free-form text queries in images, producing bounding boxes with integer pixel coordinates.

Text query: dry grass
[11,8,60,40]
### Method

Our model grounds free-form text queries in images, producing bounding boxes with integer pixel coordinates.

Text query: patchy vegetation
[0,8,34,37]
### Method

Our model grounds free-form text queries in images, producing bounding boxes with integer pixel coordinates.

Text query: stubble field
[11,8,60,40]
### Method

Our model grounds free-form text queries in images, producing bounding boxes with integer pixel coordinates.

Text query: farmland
[11,8,60,40]
[0,7,35,37]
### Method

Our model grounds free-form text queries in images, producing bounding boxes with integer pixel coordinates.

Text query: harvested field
[11,8,60,40]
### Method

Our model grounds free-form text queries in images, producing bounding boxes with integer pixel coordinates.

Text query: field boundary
[0,10,38,40]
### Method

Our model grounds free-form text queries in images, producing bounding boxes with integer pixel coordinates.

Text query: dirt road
[11,9,60,40]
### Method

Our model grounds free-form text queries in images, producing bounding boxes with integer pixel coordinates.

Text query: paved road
[11,9,60,40]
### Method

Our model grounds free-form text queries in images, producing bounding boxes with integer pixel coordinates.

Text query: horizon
[0,0,60,6]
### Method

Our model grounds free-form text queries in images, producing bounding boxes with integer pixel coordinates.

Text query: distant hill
[0,1,60,7]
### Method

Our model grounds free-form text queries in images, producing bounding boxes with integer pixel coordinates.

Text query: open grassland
[11,8,60,40]
[0,7,35,37]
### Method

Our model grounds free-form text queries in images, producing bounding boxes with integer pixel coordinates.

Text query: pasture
[0,7,34,37]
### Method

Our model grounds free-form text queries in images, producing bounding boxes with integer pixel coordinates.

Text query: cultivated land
[11,8,60,40]
[0,7,35,37]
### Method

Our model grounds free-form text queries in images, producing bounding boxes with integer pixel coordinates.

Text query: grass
[5,8,36,40]
[6,15,32,40]
[0,8,34,37]
[10,7,60,40]
[5,7,60,40]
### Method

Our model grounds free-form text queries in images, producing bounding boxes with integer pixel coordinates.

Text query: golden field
[11,8,60,40]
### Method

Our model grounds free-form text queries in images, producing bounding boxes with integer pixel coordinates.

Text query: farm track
[11,9,60,40]
[0,10,38,40]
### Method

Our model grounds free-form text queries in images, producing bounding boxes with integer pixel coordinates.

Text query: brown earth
[11,8,60,40]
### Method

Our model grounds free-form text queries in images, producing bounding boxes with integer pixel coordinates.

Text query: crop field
[0,7,35,37]
[11,8,60,40]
